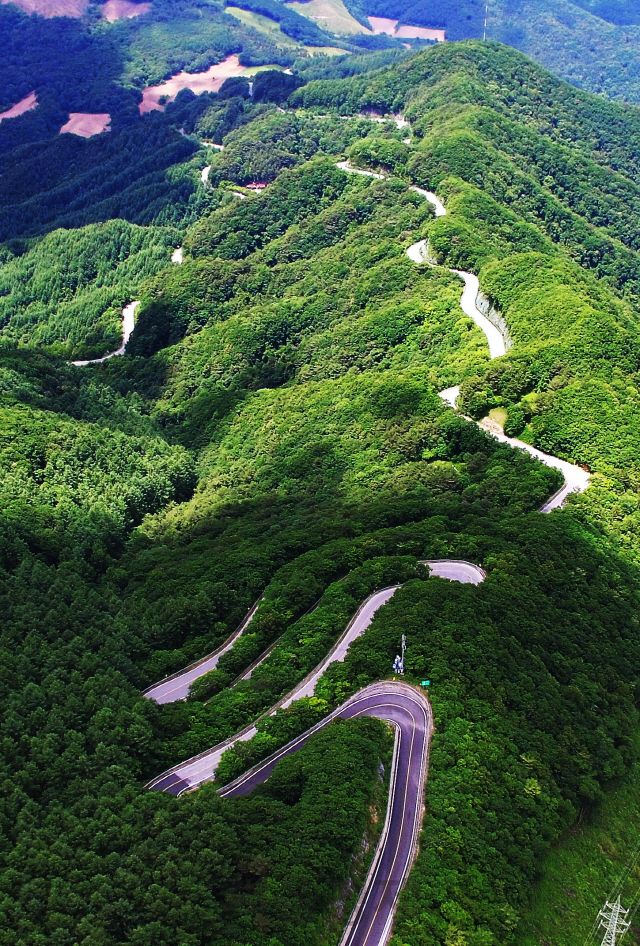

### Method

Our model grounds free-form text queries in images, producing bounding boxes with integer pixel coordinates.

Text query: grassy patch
[489,407,507,429]
[518,768,640,946]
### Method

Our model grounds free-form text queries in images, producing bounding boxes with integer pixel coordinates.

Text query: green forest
[343,0,640,102]
[5,26,640,946]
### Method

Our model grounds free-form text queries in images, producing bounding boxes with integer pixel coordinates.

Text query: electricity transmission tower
[483,2,488,41]
[598,898,630,946]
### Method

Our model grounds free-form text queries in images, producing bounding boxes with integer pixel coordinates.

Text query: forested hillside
[4,36,640,946]
[340,0,640,103]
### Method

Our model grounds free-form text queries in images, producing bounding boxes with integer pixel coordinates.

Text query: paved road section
[146,562,482,791]
[71,301,139,365]
[145,561,483,794]
[406,240,506,358]
[143,598,262,704]
[478,419,590,512]
[401,179,589,511]
[219,681,432,946]
[144,165,591,943]
[144,560,483,709]
[336,161,506,360]
[236,561,483,684]
[436,387,589,512]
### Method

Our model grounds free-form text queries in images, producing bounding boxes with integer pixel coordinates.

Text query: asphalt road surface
[219,681,432,946]
[437,386,589,512]
[142,598,262,704]
[401,183,590,509]
[144,167,591,945]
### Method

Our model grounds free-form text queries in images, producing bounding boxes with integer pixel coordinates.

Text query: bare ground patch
[0,92,38,123]
[0,0,87,17]
[60,113,111,137]
[139,54,246,114]
[368,15,445,41]
[285,0,368,36]
[100,0,151,22]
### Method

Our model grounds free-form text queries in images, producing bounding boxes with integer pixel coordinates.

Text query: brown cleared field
[139,54,246,113]
[0,0,87,16]
[0,92,38,123]
[0,0,152,18]
[60,113,111,137]
[368,15,445,41]
[285,0,368,36]
[100,0,151,22]
[396,23,445,40]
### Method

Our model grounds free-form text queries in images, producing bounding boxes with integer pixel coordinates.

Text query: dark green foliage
[0,117,200,242]
[185,157,350,254]
[295,46,413,82]
[0,6,130,116]
[345,0,640,103]
[0,220,181,359]
[252,68,304,104]
[311,515,640,946]
[217,76,251,100]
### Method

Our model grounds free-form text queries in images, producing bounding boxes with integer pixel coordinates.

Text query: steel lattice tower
[599,898,630,946]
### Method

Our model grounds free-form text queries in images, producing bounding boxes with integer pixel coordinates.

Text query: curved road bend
[71,300,139,366]
[220,681,432,946]
[144,561,484,707]
[145,560,484,794]
[398,178,590,510]
[337,163,506,360]
[144,165,591,942]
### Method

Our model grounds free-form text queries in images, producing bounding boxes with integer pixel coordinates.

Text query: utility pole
[598,898,630,946]
[393,635,407,676]
[483,1,488,41]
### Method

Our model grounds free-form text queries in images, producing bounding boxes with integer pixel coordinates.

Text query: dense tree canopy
[3,38,640,946]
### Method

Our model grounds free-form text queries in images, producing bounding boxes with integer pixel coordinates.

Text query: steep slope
[294,40,640,566]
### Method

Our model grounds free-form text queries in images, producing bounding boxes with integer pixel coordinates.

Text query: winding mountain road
[145,560,484,795]
[71,300,139,366]
[142,165,592,944]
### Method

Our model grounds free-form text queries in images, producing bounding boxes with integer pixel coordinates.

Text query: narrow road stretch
[337,161,589,510]
[221,681,432,946]
[400,179,590,510]
[143,598,263,704]
[440,385,589,511]
[71,300,139,366]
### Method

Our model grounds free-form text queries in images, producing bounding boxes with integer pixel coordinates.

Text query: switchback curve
[145,560,484,793]
[144,163,591,946]
[220,681,432,946]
